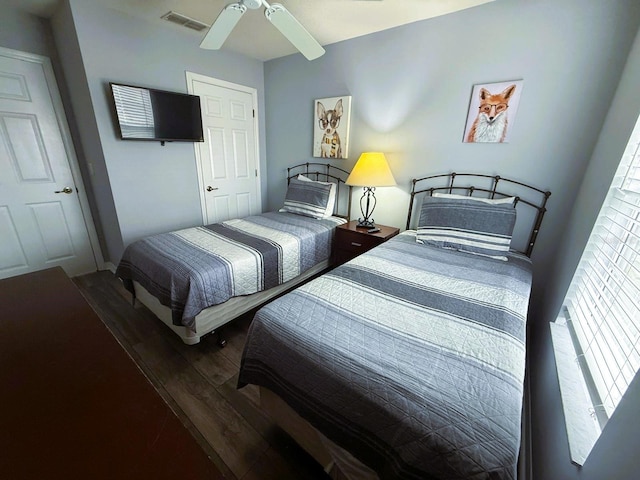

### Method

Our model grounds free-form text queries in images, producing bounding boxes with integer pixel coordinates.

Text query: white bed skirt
[133,259,330,345]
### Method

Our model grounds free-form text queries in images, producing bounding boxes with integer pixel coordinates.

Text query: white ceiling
[5,0,495,61]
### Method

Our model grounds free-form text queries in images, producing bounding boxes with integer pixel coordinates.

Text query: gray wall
[50,0,266,264]
[50,0,118,264]
[0,7,53,57]
[262,0,640,478]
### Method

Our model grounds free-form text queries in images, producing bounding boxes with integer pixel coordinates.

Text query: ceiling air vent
[161,11,209,32]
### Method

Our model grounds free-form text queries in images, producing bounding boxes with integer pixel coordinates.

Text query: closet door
[0,48,98,279]
[187,72,260,224]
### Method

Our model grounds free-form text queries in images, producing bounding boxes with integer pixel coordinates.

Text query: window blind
[564,115,640,430]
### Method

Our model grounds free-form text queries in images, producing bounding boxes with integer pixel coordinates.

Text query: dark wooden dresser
[0,267,223,480]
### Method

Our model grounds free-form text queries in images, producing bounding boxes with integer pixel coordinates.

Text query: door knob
[206,186,218,192]
[54,187,73,194]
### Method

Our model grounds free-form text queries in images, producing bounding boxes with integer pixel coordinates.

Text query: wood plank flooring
[73,270,331,480]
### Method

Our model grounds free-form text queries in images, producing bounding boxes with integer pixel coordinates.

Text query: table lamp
[345,152,396,228]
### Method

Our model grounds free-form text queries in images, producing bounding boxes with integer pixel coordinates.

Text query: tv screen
[110,82,204,142]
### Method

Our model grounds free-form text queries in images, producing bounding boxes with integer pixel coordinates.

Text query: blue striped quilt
[116,212,345,331]
[238,231,533,480]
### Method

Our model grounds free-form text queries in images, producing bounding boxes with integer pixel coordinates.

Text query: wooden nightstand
[333,221,400,266]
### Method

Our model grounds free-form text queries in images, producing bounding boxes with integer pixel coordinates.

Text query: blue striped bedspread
[238,231,533,480]
[116,212,345,331]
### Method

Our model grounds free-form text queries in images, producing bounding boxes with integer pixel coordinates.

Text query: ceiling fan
[200,0,325,61]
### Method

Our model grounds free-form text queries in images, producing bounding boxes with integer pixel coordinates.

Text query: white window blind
[564,114,640,431]
[112,84,155,139]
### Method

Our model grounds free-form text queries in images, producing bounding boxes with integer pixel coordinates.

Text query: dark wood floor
[73,270,331,480]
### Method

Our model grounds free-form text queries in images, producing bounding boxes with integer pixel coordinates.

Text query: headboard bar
[287,162,353,220]
[407,172,551,257]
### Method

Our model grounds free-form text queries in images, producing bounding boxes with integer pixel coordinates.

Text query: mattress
[116,211,345,331]
[238,231,533,479]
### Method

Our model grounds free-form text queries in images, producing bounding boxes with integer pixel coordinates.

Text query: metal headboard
[287,162,353,220]
[407,172,551,257]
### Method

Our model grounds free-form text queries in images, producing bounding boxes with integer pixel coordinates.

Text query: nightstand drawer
[336,229,382,253]
[332,221,400,266]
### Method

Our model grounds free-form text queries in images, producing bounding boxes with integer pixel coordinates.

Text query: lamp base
[355,187,377,229]
[355,218,375,228]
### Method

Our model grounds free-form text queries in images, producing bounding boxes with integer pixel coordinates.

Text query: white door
[187,73,260,224]
[0,49,99,280]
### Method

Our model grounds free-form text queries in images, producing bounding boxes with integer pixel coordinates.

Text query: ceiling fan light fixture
[243,0,264,9]
[199,0,324,61]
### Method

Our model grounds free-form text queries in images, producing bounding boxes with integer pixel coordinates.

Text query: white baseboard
[103,262,116,274]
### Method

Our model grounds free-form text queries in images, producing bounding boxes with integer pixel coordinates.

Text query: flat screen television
[110,82,204,143]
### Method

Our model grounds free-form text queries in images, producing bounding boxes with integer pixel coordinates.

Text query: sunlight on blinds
[112,84,155,139]
[564,114,640,428]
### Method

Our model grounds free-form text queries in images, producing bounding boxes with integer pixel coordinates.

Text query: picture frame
[463,80,523,143]
[313,96,352,158]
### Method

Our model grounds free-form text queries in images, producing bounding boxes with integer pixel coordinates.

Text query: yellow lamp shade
[346,152,396,187]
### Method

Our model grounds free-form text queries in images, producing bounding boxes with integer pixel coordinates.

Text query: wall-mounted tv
[109,82,204,143]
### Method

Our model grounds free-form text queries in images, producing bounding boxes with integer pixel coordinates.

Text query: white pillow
[297,174,337,217]
[433,192,516,205]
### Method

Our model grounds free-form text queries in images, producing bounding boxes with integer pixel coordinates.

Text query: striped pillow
[281,177,333,219]
[297,174,336,217]
[433,192,516,205]
[416,196,516,260]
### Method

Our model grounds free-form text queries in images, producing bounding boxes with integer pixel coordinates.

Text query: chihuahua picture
[317,99,344,158]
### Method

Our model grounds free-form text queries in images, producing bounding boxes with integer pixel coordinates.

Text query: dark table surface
[0,267,224,480]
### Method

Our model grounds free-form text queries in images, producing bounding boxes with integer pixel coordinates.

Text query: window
[553,113,640,464]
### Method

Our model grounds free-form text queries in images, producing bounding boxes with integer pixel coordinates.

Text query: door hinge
[255,169,258,177]
[253,109,255,118]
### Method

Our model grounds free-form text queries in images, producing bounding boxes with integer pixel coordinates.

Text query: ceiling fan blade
[200,3,247,50]
[264,3,325,61]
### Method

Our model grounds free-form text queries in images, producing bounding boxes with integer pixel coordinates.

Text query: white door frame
[186,71,261,225]
[0,46,104,271]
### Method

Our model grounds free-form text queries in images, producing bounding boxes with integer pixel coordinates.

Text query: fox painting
[466,84,517,143]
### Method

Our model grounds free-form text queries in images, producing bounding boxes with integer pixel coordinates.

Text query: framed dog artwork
[463,80,523,143]
[313,96,352,158]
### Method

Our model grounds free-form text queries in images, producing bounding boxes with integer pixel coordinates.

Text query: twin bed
[116,163,352,345]
[116,169,551,480]
[238,173,550,480]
